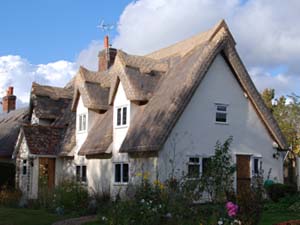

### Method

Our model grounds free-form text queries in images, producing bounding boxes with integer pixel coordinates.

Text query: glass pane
[115,164,121,182]
[83,115,86,131]
[189,157,199,163]
[79,115,82,131]
[117,108,121,126]
[82,166,87,182]
[188,165,200,178]
[217,105,227,111]
[216,112,227,122]
[23,166,27,175]
[254,158,259,174]
[122,164,129,183]
[76,166,81,182]
[202,157,211,176]
[122,107,127,125]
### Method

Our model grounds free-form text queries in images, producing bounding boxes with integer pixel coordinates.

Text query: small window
[114,163,129,184]
[202,157,211,176]
[187,157,212,178]
[188,157,200,178]
[76,165,87,183]
[78,114,87,132]
[215,104,227,123]
[116,107,128,127]
[252,157,262,175]
[22,160,27,175]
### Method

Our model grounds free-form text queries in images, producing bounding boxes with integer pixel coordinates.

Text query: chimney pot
[104,35,109,49]
[8,86,13,95]
[2,86,16,113]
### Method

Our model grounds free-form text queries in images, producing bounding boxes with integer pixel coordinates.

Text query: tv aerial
[97,19,115,35]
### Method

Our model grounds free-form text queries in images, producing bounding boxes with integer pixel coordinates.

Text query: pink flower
[226,201,238,217]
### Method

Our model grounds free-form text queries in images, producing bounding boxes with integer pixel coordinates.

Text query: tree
[261,89,300,155]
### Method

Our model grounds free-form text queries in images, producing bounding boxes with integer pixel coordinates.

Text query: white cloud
[76,40,102,71]
[110,0,300,96]
[0,55,77,108]
[249,67,300,97]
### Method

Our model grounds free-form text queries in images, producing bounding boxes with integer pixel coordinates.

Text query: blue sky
[0,0,131,64]
[0,0,299,107]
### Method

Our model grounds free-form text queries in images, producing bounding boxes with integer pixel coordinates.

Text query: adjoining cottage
[13,83,75,198]
[0,87,28,188]
[12,20,288,199]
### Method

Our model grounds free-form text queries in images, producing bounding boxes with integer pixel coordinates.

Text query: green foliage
[0,186,22,207]
[237,173,265,225]
[265,183,297,202]
[261,89,300,154]
[36,180,89,215]
[200,137,236,203]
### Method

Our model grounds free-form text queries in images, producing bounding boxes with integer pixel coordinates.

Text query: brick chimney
[98,35,117,72]
[2,86,16,113]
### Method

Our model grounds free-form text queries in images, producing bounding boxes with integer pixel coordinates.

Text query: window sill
[113,182,128,186]
[115,125,128,129]
[215,122,229,125]
[77,130,87,134]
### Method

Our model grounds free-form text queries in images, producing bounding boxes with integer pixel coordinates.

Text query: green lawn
[84,210,300,225]
[0,207,69,225]
[259,210,300,225]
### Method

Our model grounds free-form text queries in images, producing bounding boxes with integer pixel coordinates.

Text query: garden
[1,138,299,225]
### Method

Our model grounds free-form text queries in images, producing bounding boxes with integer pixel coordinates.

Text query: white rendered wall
[158,54,283,184]
[17,138,39,199]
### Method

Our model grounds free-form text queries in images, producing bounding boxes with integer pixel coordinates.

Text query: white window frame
[215,103,228,124]
[115,106,128,128]
[187,156,212,179]
[251,156,263,177]
[78,113,87,132]
[114,162,129,185]
[76,165,87,183]
[22,159,27,176]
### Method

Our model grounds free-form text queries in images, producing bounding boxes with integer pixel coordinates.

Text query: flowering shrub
[226,201,238,217]
[0,186,22,207]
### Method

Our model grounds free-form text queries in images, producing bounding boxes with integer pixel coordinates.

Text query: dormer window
[78,114,87,132]
[215,103,228,123]
[116,106,127,127]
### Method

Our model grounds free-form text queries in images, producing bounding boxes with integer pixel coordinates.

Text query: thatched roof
[0,108,28,158]
[29,82,76,157]
[71,20,288,156]
[118,20,287,152]
[71,67,111,111]
[78,108,113,157]
[21,125,64,156]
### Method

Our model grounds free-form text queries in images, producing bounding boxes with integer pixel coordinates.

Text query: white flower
[102,216,107,221]
[140,199,145,203]
[218,220,223,225]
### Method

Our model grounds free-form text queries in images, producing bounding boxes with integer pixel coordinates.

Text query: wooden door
[236,155,251,194]
[39,158,55,189]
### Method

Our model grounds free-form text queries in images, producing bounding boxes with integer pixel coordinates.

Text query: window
[252,157,262,176]
[78,114,87,132]
[22,160,27,175]
[202,157,212,176]
[215,104,228,123]
[76,165,87,183]
[114,163,129,183]
[187,157,212,178]
[188,157,200,178]
[116,107,128,126]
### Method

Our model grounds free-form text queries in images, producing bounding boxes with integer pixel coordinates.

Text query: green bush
[37,180,89,215]
[266,183,297,202]
[0,186,22,207]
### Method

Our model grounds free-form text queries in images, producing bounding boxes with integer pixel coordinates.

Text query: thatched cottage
[9,20,288,199]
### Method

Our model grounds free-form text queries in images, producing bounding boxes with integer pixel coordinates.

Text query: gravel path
[52,215,97,225]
